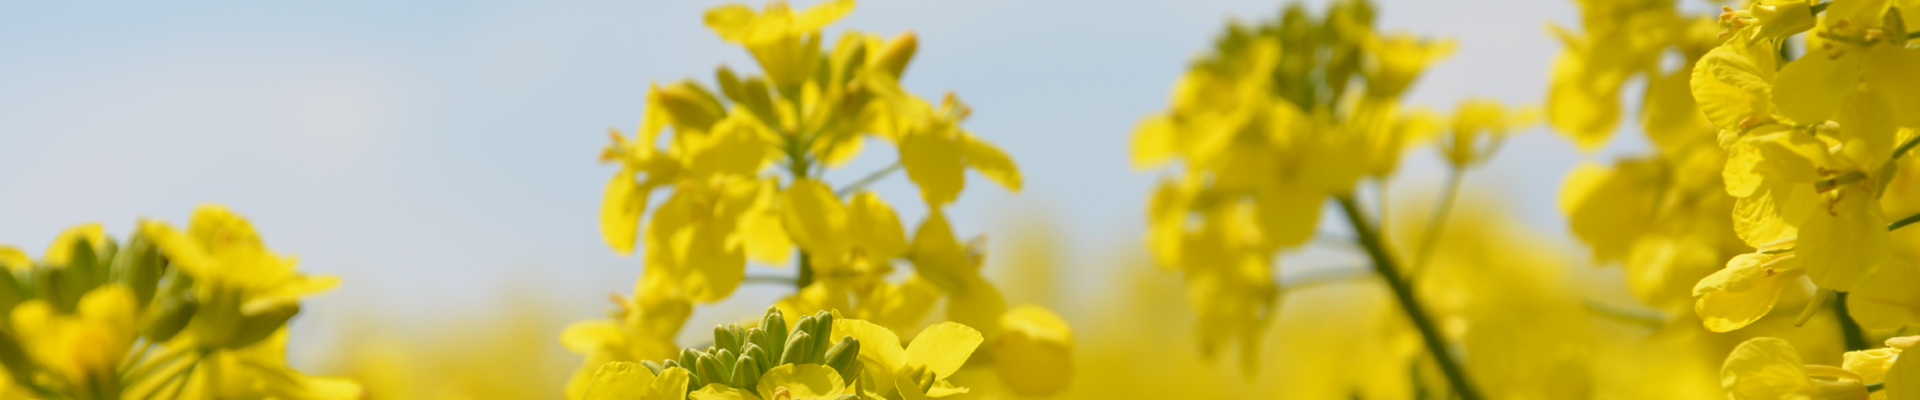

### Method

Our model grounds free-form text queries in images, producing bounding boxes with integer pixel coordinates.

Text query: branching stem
[1337,196,1483,400]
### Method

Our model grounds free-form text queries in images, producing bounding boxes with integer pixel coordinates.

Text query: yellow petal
[674,222,745,303]
[585,362,658,400]
[1865,45,1920,127]
[1722,337,1817,399]
[847,192,909,260]
[901,133,966,206]
[834,318,907,390]
[43,222,104,267]
[993,305,1073,396]
[1559,162,1650,261]
[1772,50,1860,124]
[944,275,1006,339]
[650,367,691,400]
[905,322,983,379]
[1798,188,1890,291]
[781,179,849,258]
[601,168,649,256]
[1547,51,1621,149]
[1733,180,1817,249]
[959,132,1021,192]
[757,364,846,398]
[686,117,770,179]
[1885,348,1920,399]
[792,0,855,32]
[1694,254,1803,332]
[1843,348,1900,384]
[1692,40,1774,130]
[690,384,762,400]
[1131,114,1178,168]
[1847,258,1920,330]
[0,245,30,271]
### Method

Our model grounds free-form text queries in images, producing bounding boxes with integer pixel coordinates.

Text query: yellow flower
[10,285,136,399]
[1357,31,1455,99]
[583,362,691,400]
[1438,98,1537,169]
[1722,337,1870,400]
[889,93,1022,206]
[989,304,1073,396]
[832,320,982,398]
[703,0,854,87]
[139,204,340,350]
[781,179,907,283]
[1694,251,1805,332]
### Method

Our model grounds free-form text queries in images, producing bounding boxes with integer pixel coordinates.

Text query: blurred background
[0,0,1697,396]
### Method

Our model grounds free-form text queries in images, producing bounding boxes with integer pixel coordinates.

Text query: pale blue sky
[0,0,1649,363]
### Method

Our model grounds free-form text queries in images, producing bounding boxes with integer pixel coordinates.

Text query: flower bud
[640,360,666,376]
[762,307,789,357]
[873,31,918,79]
[780,331,813,365]
[140,295,196,342]
[733,353,762,388]
[823,336,861,383]
[697,352,729,388]
[715,323,743,353]
[742,343,772,374]
[1744,1,1815,41]
[656,80,726,132]
[109,233,163,308]
[808,312,835,364]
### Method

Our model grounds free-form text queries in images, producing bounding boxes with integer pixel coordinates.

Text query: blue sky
[0,0,1647,362]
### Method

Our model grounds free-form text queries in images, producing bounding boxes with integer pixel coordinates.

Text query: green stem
[1891,212,1920,231]
[1835,291,1871,351]
[1411,168,1464,274]
[1584,299,1667,328]
[1336,196,1484,400]
[796,252,814,290]
[835,163,903,196]
[1277,267,1374,293]
[743,274,798,286]
[1869,381,1885,392]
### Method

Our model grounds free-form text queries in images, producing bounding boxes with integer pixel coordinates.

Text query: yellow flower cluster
[571,1,1072,398]
[1686,0,1920,333]
[1130,0,1531,381]
[0,205,359,399]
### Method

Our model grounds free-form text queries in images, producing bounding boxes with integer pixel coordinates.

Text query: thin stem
[796,252,814,290]
[1812,1,1830,14]
[1835,291,1871,351]
[1411,168,1465,273]
[1891,212,1920,231]
[1336,196,1484,400]
[1584,299,1667,328]
[836,163,902,196]
[1277,267,1375,293]
[1869,382,1886,392]
[743,274,797,286]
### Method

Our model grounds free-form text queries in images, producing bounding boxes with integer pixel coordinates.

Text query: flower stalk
[1337,196,1484,400]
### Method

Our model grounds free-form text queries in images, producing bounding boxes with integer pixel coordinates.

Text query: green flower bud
[656,80,725,132]
[110,232,163,308]
[733,353,761,389]
[697,352,729,388]
[680,348,704,373]
[780,331,813,366]
[808,312,835,364]
[663,359,684,371]
[140,295,196,342]
[742,343,772,374]
[223,302,299,350]
[640,360,666,376]
[823,336,861,384]
[762,307,788,359]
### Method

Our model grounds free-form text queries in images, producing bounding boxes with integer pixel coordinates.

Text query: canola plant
[9,0,1920,398]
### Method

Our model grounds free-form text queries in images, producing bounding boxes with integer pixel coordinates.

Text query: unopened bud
[656,80,726,132]
[823,336,861,383]
[873,31,919,78]
[734,354,762,388]
[781,331,814,366]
